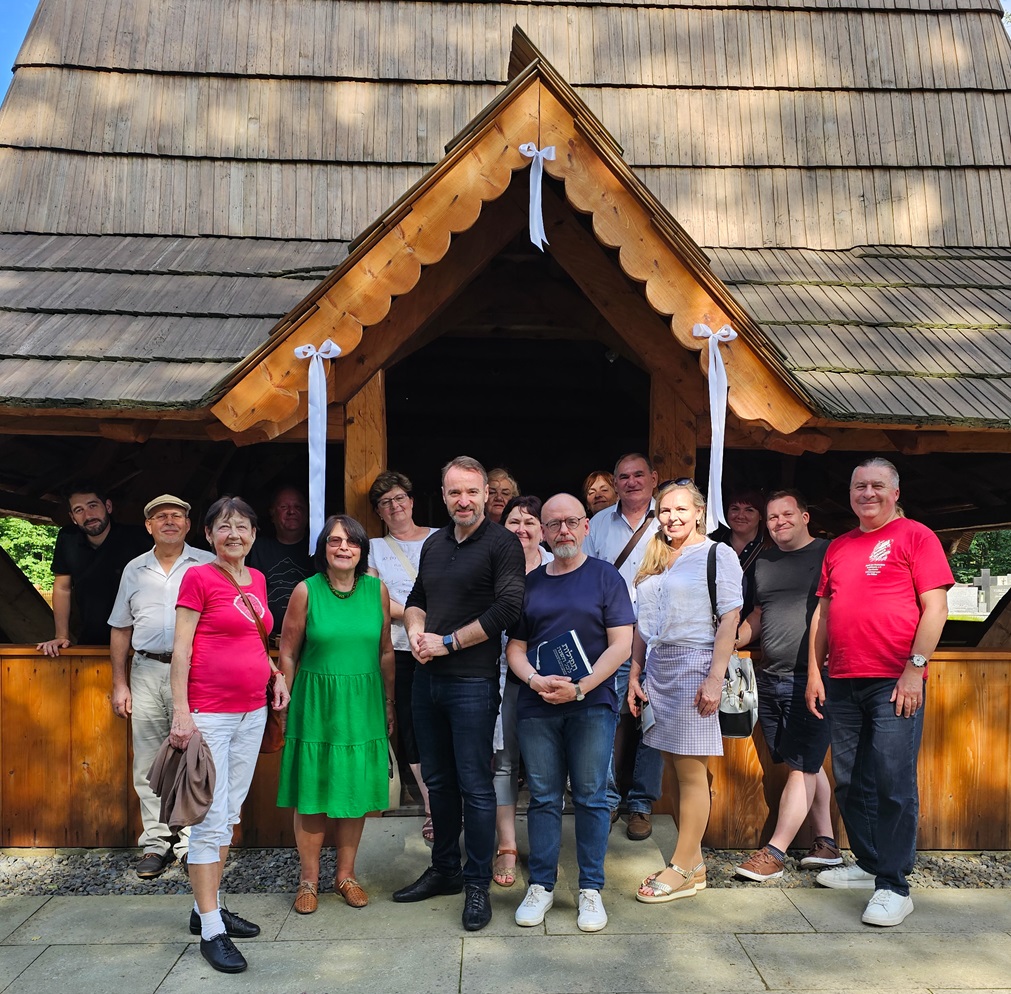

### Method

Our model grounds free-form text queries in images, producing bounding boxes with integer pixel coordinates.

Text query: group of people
[35,450,952,971]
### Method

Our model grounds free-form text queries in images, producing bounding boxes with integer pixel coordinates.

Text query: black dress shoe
[462,884,492,931]
[136,851,174,879]
[200,933,247,974]
[189,907,261,938]
[392,866,464,903]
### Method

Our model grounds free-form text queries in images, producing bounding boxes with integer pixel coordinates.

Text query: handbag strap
[739,539,765,575]
[211,563,270,655]
[383,534,418,582]
[613,509,655,571]
[707,542,719,628]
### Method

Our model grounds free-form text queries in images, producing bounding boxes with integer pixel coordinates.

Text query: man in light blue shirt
[108,494,214,879]
[584,453,664,840]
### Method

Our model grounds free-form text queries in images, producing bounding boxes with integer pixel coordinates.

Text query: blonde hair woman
[627,481,743,903]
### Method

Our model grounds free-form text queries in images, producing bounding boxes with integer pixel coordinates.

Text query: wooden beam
[650,384,697,482]
[344,372,386,536]
[330,192,528,405]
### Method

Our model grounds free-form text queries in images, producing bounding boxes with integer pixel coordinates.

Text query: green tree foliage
[0,517,59,589]
[949,530,1011,584]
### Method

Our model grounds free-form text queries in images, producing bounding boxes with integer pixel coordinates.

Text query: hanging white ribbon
[692,323,738,534]
[293,339,342,552]
[518,142,556,251]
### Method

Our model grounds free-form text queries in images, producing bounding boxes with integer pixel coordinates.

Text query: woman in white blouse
[627,480,742,903]
[367,471,438,840]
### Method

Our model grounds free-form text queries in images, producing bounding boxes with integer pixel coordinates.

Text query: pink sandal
[421,816,434,842]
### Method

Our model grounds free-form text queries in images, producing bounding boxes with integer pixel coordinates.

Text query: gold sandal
[493,848,518,887]
[636,862,697,904]
[294,880,318,914]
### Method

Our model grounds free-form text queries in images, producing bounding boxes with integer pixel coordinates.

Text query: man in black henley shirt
[393,456,525,933]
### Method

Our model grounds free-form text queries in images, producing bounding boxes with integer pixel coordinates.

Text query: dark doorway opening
[385,336,649,521]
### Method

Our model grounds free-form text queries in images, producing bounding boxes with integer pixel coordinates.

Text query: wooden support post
[650,380,697,483]
[344,372,387,536]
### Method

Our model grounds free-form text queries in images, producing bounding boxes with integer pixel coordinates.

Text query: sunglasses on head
[659,477,694,489]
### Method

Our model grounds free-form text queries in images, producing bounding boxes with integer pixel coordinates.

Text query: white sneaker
[816,864,876,889]
[515,884,553,927]
[862,888,914,926]
[576,889,607,932]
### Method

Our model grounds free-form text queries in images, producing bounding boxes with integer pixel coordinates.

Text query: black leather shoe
[392,866,464,903]
[189,907,261,938]
[136,851,174,879]
[462,884,492,931]
[200,933,247,974]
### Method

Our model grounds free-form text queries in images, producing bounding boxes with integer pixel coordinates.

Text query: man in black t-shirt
[36,485,150,655]
[246,486,314,637]
[732,490,837,883]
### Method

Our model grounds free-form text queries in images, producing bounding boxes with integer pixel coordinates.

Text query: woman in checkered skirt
[627,481,742,903]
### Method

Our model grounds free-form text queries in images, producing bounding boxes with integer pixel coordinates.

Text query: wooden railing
[1,646,1007,849]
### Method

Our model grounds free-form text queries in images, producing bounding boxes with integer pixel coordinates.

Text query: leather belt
[137,650,173,664]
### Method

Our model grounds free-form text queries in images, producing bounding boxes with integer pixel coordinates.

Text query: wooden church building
[1,0,1010,848]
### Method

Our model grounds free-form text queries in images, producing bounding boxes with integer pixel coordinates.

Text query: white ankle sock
[199,908,224,940]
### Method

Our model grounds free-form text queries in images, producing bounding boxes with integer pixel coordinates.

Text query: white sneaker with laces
[515,884,553,927]
[862,888,914,926]
[576,889,608,932]
[816,864,876,889]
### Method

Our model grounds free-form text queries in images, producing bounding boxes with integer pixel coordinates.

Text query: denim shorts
[757,672,831,774]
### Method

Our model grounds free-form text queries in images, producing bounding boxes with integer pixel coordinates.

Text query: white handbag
[719,653,758,739]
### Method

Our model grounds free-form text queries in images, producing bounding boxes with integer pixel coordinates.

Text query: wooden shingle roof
[0,0,1009,428]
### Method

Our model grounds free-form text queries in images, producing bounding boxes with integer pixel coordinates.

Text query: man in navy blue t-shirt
[506,493,634,933]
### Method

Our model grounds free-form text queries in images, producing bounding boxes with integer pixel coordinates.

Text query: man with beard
[246,485,313,638]
[394,456,525,932]
[507,493,633,932]
[37,484,150,655]
[108,494,214,878]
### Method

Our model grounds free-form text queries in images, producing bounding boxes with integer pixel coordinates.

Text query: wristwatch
[443,634,456,653]
[573,681,585,702]
[908,654,927,668]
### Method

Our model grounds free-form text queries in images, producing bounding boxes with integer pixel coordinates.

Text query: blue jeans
[827,677,925,896]
[519,704,618,892]
[605,659,664,814]
[412,669,500,887]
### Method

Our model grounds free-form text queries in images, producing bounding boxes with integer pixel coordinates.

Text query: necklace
[325,573,358,599]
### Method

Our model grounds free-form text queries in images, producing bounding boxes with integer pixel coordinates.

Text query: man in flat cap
[108,495,214,879]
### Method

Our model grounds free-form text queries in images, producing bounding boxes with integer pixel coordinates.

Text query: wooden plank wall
[1,646,1007,849]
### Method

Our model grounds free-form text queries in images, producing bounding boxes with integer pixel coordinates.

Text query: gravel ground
[3,845,1010,896]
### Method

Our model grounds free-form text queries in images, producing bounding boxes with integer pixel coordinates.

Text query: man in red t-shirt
[806,458,952,928]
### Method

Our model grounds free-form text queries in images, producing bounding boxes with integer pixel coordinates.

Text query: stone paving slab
[738,931,1011,990]
[155,938,463,994]
[0,942,185,994]
[461,933,766,994]
[0,894,286,946]
[0,899,48,943]
[0,946,45,992]
[784,888,1011,933]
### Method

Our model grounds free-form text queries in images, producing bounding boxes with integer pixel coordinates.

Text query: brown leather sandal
[294,880,318,914]
[336,876,369,908]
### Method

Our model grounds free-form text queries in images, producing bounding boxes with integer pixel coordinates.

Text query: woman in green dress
[277,514,395,913]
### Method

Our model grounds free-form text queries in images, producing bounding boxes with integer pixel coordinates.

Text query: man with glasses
[108,494,214,879]
[507,493,634,932]
[247,486,313,638]
[584,453,664,840]
[806,458,952,926]
[394,456,525,932]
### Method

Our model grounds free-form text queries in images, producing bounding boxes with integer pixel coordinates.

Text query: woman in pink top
[170,496,290,975]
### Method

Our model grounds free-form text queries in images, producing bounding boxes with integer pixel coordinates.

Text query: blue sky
[1,0,1010,104]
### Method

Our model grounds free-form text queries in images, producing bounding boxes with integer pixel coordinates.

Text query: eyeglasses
[376,493,410,510]
[659,477,694,489]
[327,537,362,549]
[148,511,187,523]
[542,515,586,534]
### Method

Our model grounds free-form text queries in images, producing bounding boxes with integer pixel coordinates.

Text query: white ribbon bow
[519,142,556,251]
[294,339,342,552]
[692,323,738,534]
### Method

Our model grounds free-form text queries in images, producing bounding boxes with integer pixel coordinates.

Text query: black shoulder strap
[707,542,718,625]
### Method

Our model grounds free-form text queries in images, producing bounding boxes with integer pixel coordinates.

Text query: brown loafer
[136,851,174,879]
[293,881,318,914]
[337,877,369,908]
[627,812,653,841]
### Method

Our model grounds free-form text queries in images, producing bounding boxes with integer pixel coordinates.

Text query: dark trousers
[827,676,925,896]
[412,668,500,888]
